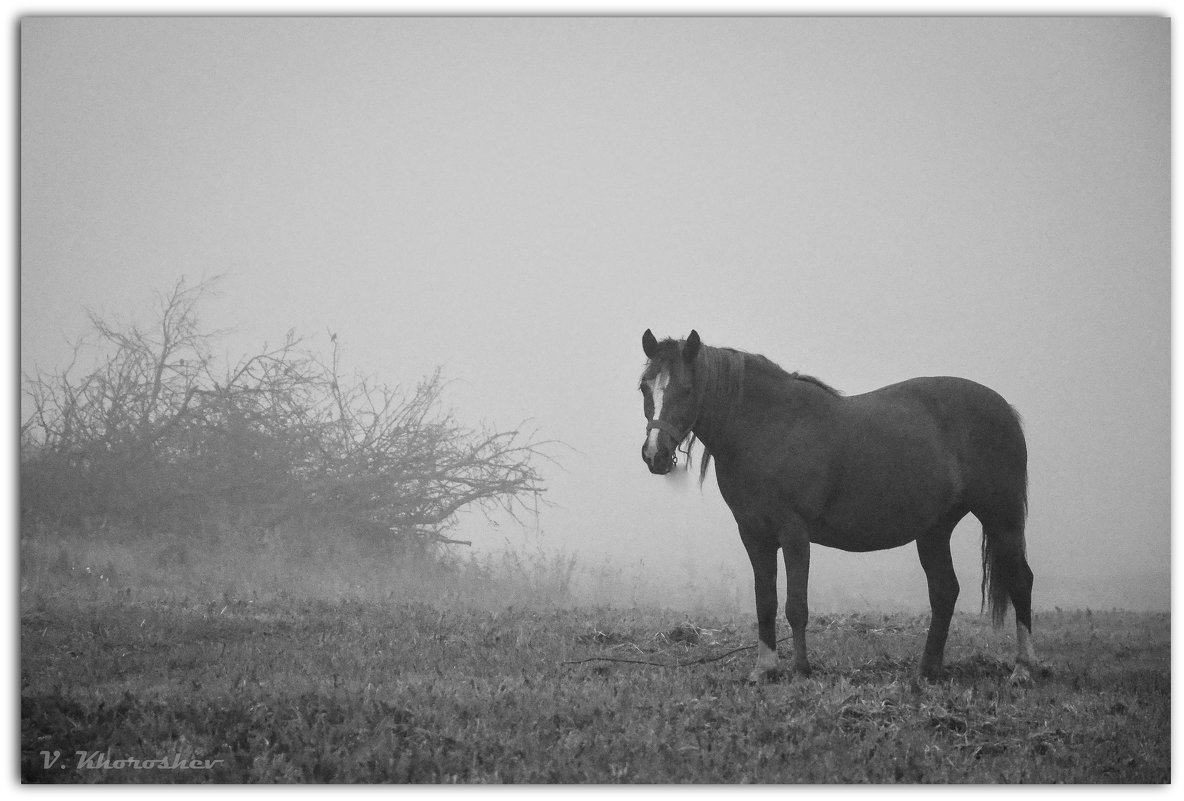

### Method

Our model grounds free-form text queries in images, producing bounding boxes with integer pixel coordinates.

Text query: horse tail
[980,526,1018,627]
[978,402,1030,627]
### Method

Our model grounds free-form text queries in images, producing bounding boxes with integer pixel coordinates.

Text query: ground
[20,570,1170,783]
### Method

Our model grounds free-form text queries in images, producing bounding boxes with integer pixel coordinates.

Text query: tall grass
[19,524,755,617]
[19,530,537,610]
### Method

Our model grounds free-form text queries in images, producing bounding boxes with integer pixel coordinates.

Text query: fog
[20,17,1170,613]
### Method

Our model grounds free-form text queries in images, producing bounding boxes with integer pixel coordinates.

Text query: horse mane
[786,370,842,396]
[689,345,841,485]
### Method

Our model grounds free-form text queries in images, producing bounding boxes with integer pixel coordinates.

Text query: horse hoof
[1009,661,1050,685]
[746,667,782,684]
[918,664,943,683]
[1008,663,1033,686]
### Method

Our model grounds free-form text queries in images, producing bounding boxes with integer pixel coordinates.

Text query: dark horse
[639,330,1039,683]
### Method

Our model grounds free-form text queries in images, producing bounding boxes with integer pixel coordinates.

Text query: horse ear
[684,330,701,361]
[642,329,658,358]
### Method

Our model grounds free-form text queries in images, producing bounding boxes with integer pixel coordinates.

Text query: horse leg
[741,532,780,683]
[1008,558,1039,684]
[778,528,812,676]
[916,527,959,680]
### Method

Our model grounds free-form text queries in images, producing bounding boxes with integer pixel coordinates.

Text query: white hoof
[1008,662,1033,686]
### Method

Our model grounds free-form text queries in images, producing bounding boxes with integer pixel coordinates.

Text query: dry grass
[20,530,1170,783]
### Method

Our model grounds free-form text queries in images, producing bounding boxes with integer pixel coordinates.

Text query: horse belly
[812,502,939,552]
[811,440,962,552]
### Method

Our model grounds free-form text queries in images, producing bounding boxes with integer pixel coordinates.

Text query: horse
[638,329,1040,684]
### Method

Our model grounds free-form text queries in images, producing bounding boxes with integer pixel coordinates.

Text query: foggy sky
[19,17,1170,611]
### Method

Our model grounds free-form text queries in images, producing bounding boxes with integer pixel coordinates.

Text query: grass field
[19,531,1171,783]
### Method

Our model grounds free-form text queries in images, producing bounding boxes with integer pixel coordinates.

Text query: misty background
[20,17,1170,613]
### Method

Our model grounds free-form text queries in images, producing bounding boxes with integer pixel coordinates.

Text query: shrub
[21,276,552,555]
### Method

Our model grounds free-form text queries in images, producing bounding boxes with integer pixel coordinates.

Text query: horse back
[848,376,1026,518]
[800,376,1025,548]
[710,372,1026,550]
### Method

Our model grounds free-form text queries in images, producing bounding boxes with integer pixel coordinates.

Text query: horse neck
[691,363,834,460]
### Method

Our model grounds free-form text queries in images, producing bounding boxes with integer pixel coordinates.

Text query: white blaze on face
[643,370,670,459]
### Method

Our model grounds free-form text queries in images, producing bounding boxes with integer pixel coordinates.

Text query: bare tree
[21,277,555,552]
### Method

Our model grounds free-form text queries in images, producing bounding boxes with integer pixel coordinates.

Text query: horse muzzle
[642,418,685,475]
[643,443,676,475]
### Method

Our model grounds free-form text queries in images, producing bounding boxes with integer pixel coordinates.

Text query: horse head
[639,328,701,475]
